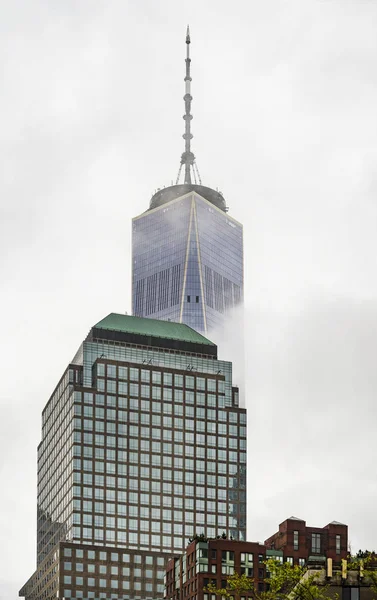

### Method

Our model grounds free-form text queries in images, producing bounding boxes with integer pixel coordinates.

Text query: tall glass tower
[132,29,243,335]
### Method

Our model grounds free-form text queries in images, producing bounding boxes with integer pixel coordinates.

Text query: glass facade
[132,191,243,334]
[23,317,247,599]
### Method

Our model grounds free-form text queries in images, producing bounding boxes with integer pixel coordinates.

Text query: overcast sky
[1,0,377,597]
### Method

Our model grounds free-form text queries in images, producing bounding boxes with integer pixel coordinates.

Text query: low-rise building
[264,516,348,565]
[165,517,349,600]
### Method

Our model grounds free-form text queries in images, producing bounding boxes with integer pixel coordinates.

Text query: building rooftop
[95,313,215,345]
[149,184,227,212]
[91,313,217,357]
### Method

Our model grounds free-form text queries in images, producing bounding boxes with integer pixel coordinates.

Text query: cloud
[246,295,377,550]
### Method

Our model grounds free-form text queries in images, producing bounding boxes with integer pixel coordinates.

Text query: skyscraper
[132,28,243,335]
[20,313,246,599]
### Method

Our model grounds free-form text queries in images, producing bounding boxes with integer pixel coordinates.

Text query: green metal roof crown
[94,313,215,346]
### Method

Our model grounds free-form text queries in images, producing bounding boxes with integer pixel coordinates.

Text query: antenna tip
[186,25,190,43]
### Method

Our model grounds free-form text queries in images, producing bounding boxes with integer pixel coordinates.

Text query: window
[187,295,191,302]
[336,535,341,554]
[293,530,299,550]
[286,557,293,565]
[342,589,360,600]
[311,533,321,553]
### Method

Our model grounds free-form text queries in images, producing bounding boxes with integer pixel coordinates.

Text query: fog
[1,0,377,596]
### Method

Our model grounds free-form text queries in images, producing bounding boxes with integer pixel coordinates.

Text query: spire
[176,26,201,186]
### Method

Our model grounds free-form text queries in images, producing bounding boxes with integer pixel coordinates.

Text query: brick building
[264,516,348,565]
[165,517,348,600]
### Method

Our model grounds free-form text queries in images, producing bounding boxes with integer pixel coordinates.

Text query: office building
[20,313,246,599]
[132,28,243,335]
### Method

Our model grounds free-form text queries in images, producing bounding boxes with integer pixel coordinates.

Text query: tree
[206,572,254,599]
[347,553,377,594]
[205,559,331,600]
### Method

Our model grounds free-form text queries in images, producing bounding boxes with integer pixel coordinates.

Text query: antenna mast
[176,26,201,186]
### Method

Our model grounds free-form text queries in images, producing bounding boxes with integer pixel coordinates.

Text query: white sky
[1,1,377,597]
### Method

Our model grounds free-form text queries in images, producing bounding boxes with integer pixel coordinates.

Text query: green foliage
[355,550,377,560]
[347,555,377,593]
[188,533,209,543]
[189,532,230,544]
[206,572,254,599]
[205,559,331,600]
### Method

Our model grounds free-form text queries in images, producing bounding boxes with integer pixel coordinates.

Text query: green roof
[94,313,215,346]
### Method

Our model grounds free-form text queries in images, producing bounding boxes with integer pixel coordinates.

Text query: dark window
[158,268,170,311]
[336,535,341,554]
[170,264,181,306]
[223,277,233,311]
[258,583,264,592]
[343,588,360,600]
[293,530,299,550]
[196,296,199,303]
[233,283,241,305]
[146,273,158,315]
[258,568,264,578]
[211,549,217,559]
[214,272,224,313]
[134,279,145,316]
[205,266,214,308]
[187,295,190,303]
[203,578,209,587]
[311,533,321,553]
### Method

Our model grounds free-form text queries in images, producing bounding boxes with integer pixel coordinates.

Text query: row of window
[95,367,222,391]
[75,397,244,426]
[63,579,162,591]
[72,499,242,514]
[292,531,342,554]
[72,437,246,458]
[63,547,165,564]
[63,564,163,579]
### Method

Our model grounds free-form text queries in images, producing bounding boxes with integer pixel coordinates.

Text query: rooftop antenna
[176,26,202,186]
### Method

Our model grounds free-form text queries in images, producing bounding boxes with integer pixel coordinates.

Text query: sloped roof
[94,313,215,347]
